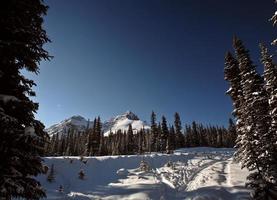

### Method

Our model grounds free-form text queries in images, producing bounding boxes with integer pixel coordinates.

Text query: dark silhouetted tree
[0,0,50,199]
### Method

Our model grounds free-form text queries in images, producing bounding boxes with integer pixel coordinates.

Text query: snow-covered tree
[233,37,271,199]
[0,0,50,199]
[260,44,277,189]
[270,1,277,45]
[225,37,276,199]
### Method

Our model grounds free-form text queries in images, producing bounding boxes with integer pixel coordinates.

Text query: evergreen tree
[93,117,102,155]
[260,43,277,191]
[126,124,134,154]
[86,118,96,156]
[98,131,106,156]
[191,121,199,147]
[174,112,184,148]
[224,51,244,150]
[0,0,50,199]
[270,2,277,45]
[166,126,175,153]
[157,123,162,152]
[138,129,143,154]
[227,118,237,147]
[160,116,169,152]
[150,111,158,152]
[225,37,273,199]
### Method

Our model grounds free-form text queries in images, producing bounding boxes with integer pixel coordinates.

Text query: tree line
[45,112,237,156]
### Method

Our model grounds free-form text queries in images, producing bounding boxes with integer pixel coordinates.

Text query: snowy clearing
[37,147,250,200]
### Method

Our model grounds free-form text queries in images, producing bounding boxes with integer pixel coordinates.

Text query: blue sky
[27,0,276,127]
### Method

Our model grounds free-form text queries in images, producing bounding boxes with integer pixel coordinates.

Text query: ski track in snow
[31,148,250,200]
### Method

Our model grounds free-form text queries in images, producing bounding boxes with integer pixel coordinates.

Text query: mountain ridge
[46,111,150,137]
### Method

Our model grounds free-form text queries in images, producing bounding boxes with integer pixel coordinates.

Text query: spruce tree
[270,2,277,45]
[227,118,237,147]
[86,118,96,156]
[0,0,50,199]
[174,112,184,148]
[93,117,102,155]
[157,123,162,152]
[224,52,244,151]
[226,37,272,199]
[126,124,134,154]
[260,43,277,192]
[166,125,175,153]
[160,116,169,152]
[150,111,158,152]
[137,129,143,154]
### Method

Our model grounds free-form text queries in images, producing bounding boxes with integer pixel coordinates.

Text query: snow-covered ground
[37,148,250,200]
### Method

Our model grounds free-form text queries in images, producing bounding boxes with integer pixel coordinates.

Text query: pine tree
[260,43,277,192]
[270,1,277,45]
[126,124,134,154]
[157,123,162,152]
[98,131,105,156]
[227,37,272,199]
[138,129,143,154]
[166,126,175,154]
[0,0,50,199]
[86,118,96,156]
[160,116,169,152]
[224,51,244,150]
[150,111,158,152]
[227,118,237,147]
[191,121,198,147]
[93,117,102,155]
[174,112,184,148]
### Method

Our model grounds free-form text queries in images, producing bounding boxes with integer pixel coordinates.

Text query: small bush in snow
[58,185,63,193]
[79,170,85,180]
[139,160,151,172]
[42,165,49,174]
[47,164,55,183]
[165,161,173,168]
[79,156,84,161]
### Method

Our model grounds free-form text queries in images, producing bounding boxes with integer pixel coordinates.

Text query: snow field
[36,147,250,200]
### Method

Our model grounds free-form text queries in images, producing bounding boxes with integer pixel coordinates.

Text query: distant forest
[45,112,237,156]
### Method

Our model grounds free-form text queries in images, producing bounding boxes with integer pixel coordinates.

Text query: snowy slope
[46,111,150,137]
[37,148,250,200]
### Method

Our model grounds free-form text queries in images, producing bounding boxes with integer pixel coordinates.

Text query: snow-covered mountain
[45,115,92,137]
[46,111,150,137]
[102,111,150,136]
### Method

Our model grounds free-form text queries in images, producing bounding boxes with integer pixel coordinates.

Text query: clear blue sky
[27,0,276,127]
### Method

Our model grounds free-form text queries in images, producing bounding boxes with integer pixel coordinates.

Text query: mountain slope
[102,111,150,136]
[46,111,150,137]
[45,115,92,137]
